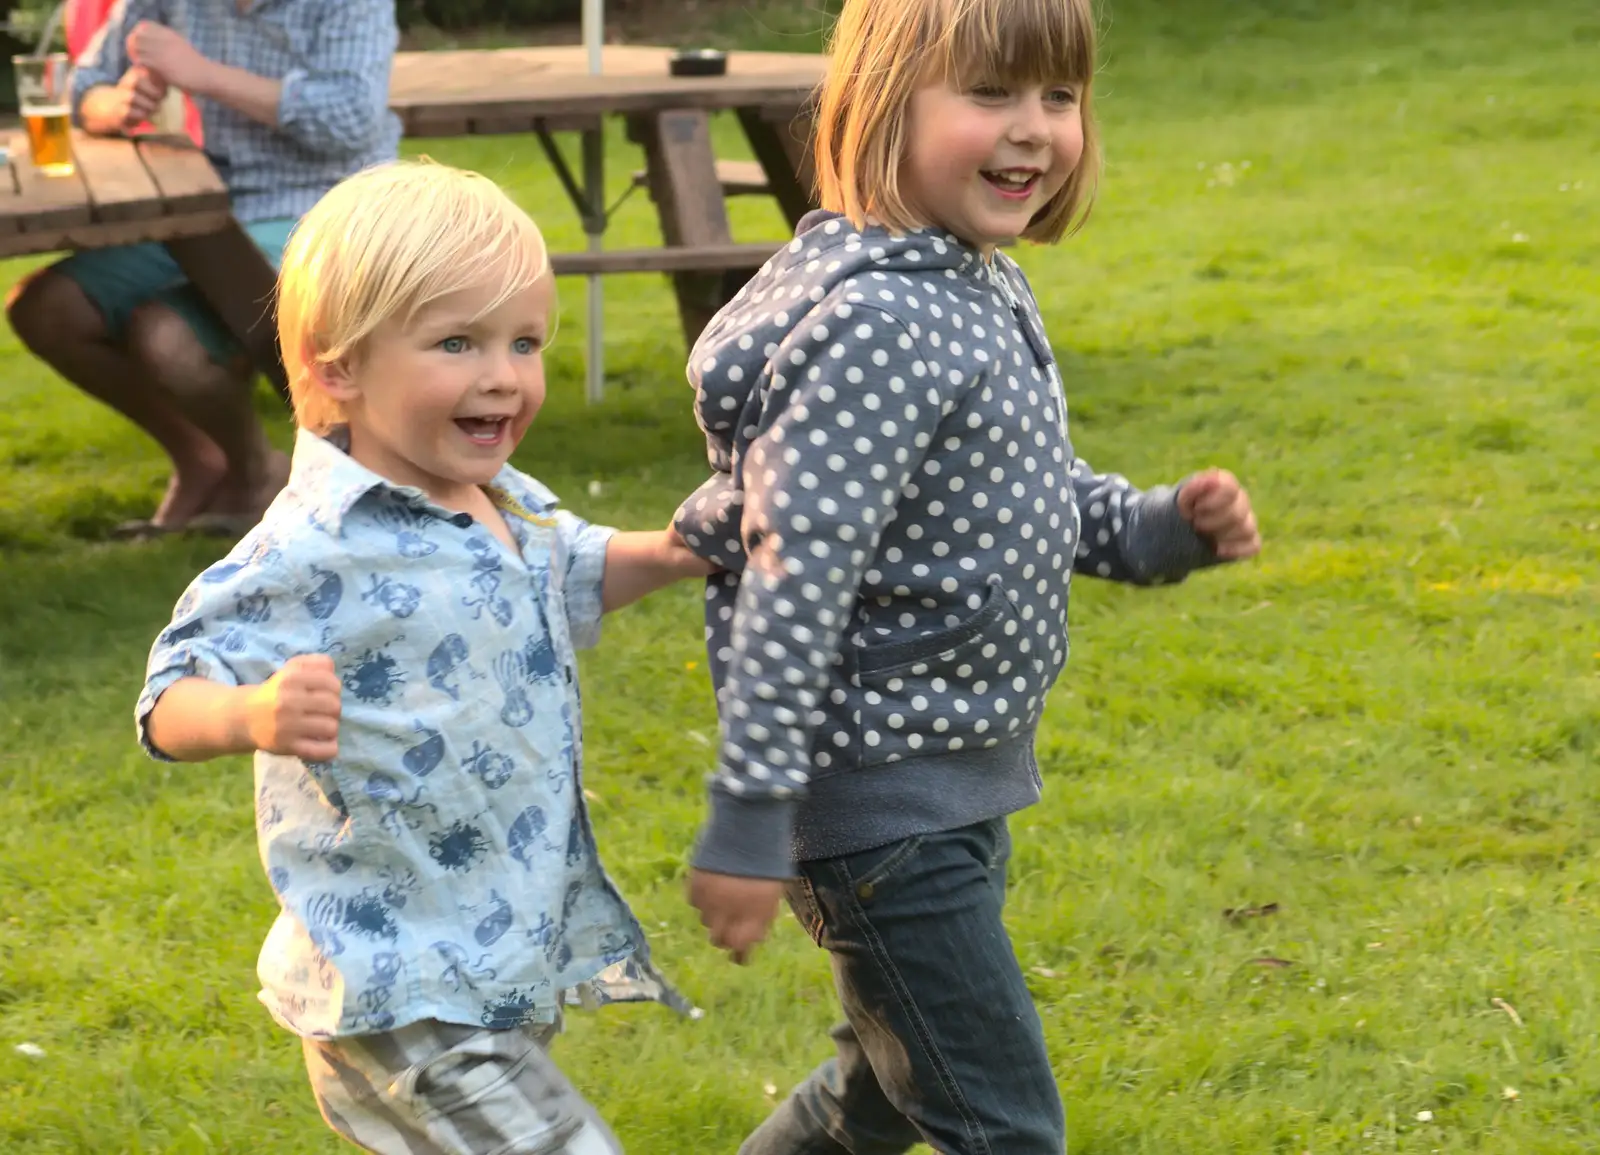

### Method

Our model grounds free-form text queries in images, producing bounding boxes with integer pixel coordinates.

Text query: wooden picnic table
[390,45,828,398]
[0,128,285,395]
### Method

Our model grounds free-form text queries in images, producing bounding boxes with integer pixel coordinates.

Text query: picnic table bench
[0,128,285,397]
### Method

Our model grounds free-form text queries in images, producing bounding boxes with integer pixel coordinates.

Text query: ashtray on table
[670,49,728,77]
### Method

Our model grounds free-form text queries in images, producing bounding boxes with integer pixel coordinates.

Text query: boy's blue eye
[513,336,542,355]
[439,336,468,353]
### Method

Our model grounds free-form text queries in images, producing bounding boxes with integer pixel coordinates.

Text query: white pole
[581,0,605,403]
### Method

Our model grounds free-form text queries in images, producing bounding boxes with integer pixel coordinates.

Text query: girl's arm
[690,307,951,881]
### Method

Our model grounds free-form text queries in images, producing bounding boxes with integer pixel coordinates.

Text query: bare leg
[124,301,288,524]
[7,268,227,528]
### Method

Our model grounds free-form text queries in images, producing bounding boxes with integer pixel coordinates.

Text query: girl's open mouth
[455,417,509,445]
[981,169,1041,200]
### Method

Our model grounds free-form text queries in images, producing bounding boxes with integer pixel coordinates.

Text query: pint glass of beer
[13,53,74,177]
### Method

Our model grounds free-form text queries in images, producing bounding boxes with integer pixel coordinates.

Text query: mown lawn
[1,0,1597,1150]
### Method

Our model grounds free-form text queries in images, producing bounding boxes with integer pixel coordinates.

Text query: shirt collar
[287,426,560,534]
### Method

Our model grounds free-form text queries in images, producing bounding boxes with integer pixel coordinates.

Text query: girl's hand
[688,869,785,964]
[1177,469,1262,560]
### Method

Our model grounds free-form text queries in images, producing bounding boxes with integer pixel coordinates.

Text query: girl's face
[899,71,1084,253]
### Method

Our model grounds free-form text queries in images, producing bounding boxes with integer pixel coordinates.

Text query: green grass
[3,0,1598,1149]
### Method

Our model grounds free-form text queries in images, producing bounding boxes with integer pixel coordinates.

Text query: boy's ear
[305,343,360,403]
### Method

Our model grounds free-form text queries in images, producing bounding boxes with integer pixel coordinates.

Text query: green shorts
[52,217,297,366]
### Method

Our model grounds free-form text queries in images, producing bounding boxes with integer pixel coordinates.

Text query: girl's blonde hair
[815,0,1101,244]
[276,160,553,433]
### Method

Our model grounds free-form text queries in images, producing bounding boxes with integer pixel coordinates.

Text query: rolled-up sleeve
[276,0,397,157]
[68,0,160,117]
[554,513,615,651]
[136,549,312,761]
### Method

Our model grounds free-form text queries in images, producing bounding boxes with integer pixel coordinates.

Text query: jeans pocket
[827,835,928,905]
[800,836,928,949]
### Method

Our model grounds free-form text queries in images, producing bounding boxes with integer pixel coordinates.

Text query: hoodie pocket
[853,577,1046,768]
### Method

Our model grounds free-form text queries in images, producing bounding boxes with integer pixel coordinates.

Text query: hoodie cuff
[1123,482,1226,584]
[690,790,798,879]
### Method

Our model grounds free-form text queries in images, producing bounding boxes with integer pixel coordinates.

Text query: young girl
[675,0,1261,1151]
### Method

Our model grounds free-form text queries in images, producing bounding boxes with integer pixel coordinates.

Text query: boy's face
[900,71,1084,253]
[328,272,555,507]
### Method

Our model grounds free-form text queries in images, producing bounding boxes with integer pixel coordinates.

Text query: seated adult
[7,1,401,537]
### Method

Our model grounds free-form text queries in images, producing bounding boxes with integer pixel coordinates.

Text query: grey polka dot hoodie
[675,210,1221,880]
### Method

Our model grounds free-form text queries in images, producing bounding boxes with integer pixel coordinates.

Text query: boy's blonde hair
[815,0,1101,245]
[276,160,553,433]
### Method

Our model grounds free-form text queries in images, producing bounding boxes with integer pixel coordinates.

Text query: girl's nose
[1008,95,1052,146]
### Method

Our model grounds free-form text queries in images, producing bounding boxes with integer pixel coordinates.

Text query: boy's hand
[244,654,342,761]
[666,525,718,578]
[1178,469,1261,560]
[688,869,784,964]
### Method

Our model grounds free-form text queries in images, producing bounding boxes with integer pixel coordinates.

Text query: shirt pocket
[853,577,1045,767]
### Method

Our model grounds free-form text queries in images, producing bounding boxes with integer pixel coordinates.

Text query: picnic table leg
[736,103,817,231]
[166,220,289,406]
[628,108,765,351]
[580,126,606,404]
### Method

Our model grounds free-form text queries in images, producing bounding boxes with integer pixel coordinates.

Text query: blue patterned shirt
[137,429,688,1038]
[71,0,401,223]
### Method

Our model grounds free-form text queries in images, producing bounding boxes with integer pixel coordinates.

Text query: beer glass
[13,53,74,177]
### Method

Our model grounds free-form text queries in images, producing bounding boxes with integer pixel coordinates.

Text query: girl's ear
[306,344,360,404]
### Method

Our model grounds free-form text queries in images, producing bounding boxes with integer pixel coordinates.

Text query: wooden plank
[0,207,233,259]
[549,241,782,277]
[166,221,289,402]
[629,108,739,349]
[135,134,228,214]
[637,109,734,248]
[392,75,823,133]
[631,159,771,197]
[70,133,164,223]
[390,45,824,101]
[738,104,817,230]
[3,133,92,235]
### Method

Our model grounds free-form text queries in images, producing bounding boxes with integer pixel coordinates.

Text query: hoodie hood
[688,210,1022,452]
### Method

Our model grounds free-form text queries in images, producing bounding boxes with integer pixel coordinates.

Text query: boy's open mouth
[454,417,509,445]
[981,169,1041,198]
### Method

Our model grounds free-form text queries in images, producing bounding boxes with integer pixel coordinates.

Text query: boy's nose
[483,352,520,390]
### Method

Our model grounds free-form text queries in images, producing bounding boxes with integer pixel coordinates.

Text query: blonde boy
[137,161,708,1154]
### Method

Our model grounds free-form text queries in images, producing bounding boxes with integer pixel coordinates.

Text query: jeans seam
[844,886,994,1155]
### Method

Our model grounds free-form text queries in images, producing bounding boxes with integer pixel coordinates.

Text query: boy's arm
[601,529,714,613]
[137,547,323,762]
[147,656,342,764]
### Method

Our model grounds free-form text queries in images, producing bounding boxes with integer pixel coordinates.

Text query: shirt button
[856,882,874,900]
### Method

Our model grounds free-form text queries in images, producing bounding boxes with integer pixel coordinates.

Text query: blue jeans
[742,818,1065,1155]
